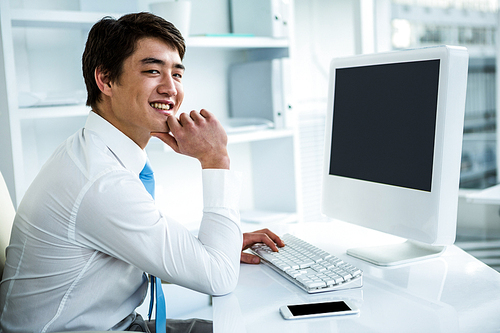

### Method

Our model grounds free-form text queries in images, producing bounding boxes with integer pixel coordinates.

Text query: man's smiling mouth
[150,102,172,111]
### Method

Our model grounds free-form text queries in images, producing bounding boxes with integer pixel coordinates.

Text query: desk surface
[213,220,500,333]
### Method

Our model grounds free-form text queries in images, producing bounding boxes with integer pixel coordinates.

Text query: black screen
[329,60,440,192]
[288,301,351,316]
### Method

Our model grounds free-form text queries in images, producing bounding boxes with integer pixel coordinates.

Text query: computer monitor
[322,45,469,266]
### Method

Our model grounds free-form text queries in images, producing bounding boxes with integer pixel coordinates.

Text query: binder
[229,58,291,129]
[230,0,290,38]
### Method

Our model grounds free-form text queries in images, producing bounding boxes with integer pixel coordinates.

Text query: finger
[244,232,279,252]
[263,228,285,248]
[252,228,285,248]
[164,119,171,134]
[151,132,179,153]
[189,110,205,123]
[199,108,212,119]
[260,234,280,252]
[167,114,182,131]
[241,252,261,264]
[177,112,188,125]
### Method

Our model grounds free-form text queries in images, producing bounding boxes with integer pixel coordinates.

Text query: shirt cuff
[202,169,242,210]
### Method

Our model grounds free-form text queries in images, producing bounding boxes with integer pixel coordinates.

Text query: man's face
[106,37,185,148]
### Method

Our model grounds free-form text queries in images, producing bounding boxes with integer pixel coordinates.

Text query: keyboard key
[329,274,344,284]
[296,275,312,283]
[305,280,327,289]
[276,262,291,270]
[324,278,337,286]
[300,268,317,276]
[287,270,303,278]
[337,271,353,280]
[254,249,276,262]
[328,258,344,266]
[309,255,323,263]
[324,263,336,269]
[297,260,314,269]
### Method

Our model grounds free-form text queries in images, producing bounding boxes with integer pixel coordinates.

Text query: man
[0,12,283,332]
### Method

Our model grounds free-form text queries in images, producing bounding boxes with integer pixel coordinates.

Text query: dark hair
[82,12,185,108]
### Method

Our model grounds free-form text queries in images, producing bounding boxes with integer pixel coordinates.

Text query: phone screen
[288,301,352,316]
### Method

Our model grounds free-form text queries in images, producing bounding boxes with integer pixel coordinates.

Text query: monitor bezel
[322,46,468,247]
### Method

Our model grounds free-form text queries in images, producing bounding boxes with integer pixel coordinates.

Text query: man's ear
[94,67,113,97]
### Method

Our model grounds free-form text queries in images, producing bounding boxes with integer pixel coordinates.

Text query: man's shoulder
[32,129,132,196]
[66,128,128,175]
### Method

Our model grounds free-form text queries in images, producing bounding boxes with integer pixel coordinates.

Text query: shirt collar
[84,111,147,176]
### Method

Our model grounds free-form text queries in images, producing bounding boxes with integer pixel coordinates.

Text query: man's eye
[145,70,160,74]
[173,73,182,79]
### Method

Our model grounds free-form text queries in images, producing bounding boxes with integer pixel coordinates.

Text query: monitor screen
[330,60,440,192]
[322,46,469,265]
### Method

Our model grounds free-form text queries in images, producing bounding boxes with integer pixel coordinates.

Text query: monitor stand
[347,240,446,266]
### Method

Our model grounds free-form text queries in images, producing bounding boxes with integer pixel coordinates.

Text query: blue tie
[139,160,167,333]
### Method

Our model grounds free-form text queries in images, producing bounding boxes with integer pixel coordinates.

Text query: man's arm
[152,110,285,265]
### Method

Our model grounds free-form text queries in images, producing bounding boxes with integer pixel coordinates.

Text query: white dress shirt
[0,111,242,332]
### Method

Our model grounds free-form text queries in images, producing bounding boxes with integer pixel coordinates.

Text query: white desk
[213,220,500,332]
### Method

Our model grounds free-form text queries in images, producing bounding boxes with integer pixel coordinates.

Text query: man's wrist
[200,153,230,170]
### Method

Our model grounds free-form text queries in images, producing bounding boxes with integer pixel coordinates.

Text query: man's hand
[241,229,285,264]
[152,109,230,170]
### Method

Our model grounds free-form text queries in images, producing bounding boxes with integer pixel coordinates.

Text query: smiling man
[0,13,283,333]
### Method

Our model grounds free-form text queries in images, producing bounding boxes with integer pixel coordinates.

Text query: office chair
[0,171,15,279]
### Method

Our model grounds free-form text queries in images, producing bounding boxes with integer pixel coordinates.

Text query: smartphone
[280,300,359,320]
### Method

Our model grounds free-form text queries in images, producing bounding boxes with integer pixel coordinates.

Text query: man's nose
[158,76,177,96]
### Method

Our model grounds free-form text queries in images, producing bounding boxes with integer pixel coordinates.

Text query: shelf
[460,164,496,182]
[147,128,294,152]
[462,132,497,141]
[18,104,91,120]
[465,184,500,205]
[240,210,298,225]
[392,3,497,27]
[465,46,496,59]
[10,9,289,49]
[10,9,119,29]
[187,36,288,49]
[227,128,294,144]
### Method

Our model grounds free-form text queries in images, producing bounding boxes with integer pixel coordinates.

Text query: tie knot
[139,160,155,199]
[140,160,154,178]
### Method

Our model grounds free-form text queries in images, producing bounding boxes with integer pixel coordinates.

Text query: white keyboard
[250,234,363,293]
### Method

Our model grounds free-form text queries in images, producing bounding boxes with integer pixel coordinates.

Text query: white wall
[291,0,360,222]
[292,0,359,105]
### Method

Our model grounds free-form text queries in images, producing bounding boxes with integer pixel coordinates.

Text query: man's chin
[150,123,170,137]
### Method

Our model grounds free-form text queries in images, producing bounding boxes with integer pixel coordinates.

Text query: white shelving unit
[0,0,301,224]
